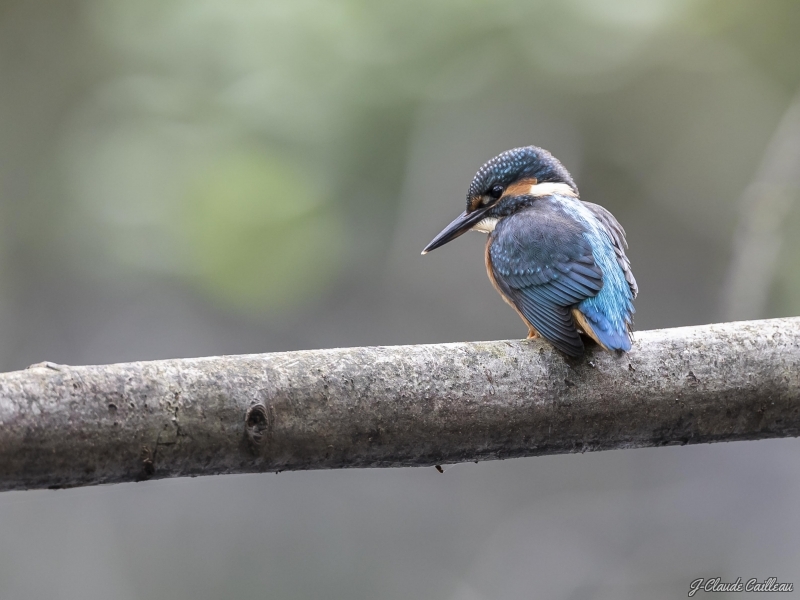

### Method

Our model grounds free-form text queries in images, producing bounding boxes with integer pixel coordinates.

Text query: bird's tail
[572,308,631,352]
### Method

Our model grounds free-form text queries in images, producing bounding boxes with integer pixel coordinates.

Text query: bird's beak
[421,207,491,255]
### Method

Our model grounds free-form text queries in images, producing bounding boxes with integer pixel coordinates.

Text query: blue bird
[422,146,637,357]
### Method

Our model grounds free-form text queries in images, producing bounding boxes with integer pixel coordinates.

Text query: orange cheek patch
[501,178,538,199]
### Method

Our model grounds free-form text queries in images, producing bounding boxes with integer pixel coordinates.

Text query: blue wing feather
[488,197,635,356]
[489,205,602,356]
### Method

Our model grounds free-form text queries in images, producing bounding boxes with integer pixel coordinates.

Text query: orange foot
[526,329,539,340]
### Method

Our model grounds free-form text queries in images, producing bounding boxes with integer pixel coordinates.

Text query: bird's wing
[489,208,603,356]
[582,202,638,299]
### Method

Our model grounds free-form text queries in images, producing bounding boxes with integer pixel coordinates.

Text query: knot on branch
[245,404,269,447]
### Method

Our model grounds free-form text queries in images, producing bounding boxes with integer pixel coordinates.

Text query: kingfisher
[422,146,637,357]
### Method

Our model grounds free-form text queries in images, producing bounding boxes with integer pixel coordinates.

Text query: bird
[421,146,637,357]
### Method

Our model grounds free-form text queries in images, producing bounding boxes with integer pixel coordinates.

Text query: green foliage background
[2,1,800,598]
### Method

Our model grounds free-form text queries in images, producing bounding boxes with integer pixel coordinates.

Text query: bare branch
[1,318,799,492]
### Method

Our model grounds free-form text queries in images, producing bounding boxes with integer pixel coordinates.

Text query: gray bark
[1,317,799,492]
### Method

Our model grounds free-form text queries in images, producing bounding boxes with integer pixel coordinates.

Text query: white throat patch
[471,217,499,233]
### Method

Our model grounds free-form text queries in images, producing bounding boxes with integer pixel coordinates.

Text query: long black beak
[421,207,490,255]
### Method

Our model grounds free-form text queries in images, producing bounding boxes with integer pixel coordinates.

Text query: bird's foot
[526,330,539,340]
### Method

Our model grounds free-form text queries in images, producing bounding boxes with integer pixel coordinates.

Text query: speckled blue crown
[467,146,577,206]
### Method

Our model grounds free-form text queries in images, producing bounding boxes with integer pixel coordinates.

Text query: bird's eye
[489,185,504,199]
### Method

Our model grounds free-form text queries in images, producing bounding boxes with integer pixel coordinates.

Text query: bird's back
[488,194,635,355]
[563,197,636,351]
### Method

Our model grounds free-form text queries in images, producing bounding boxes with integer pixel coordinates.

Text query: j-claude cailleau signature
[689,577,793,596]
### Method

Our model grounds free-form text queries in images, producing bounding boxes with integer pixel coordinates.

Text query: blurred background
[2,0,800,598]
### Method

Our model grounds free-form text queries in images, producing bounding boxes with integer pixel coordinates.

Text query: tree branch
[1,317,799,492]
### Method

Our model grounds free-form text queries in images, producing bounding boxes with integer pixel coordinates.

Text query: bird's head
[421,146,577,254]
